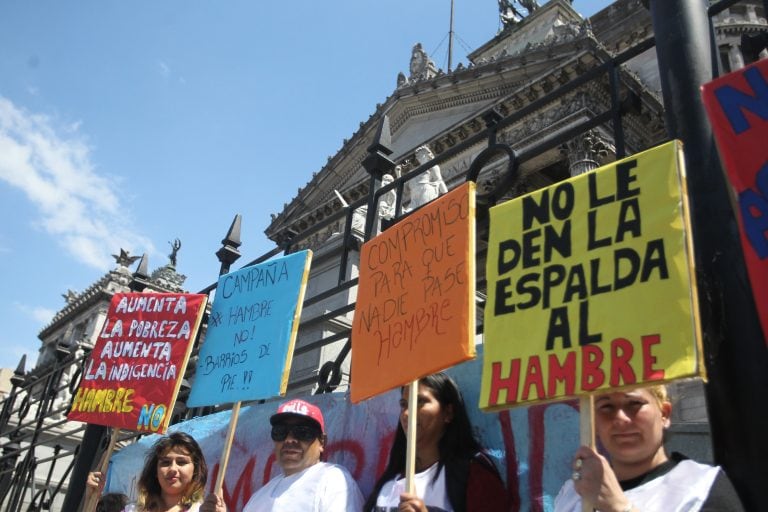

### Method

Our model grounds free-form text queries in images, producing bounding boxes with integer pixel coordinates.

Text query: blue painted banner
[187,250,312,406]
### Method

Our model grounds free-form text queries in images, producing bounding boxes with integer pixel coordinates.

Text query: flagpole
[448,0,455,72]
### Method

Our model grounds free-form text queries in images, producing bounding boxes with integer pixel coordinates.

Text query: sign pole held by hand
[83,428,121,512]
[186,251,312,496]
[580,396,595,512]
[404,380,419,495]
[214,401,241,495]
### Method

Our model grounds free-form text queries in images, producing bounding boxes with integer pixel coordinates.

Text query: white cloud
[157,60,186,85]
[158,60,171,77]
[14,302,56,325]
[0,96,154,269]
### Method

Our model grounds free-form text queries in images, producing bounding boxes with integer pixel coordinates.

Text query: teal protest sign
[187,250,312,406]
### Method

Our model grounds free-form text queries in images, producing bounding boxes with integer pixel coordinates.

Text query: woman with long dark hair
[364,372,508,512]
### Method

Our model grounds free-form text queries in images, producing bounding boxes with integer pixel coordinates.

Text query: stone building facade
[264,0,766,459]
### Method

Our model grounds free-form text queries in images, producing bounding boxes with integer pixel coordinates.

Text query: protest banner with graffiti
[480,140,704,410]
[105,353,581,512]
[187,250,312,406]
[701,58,768,342]
[68,292,207,433]
[351,182,477,403]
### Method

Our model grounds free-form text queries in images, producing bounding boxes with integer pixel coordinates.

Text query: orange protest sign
[68,292,207,433]
[351,182,477,403]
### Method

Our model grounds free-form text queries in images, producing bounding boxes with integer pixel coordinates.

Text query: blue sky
[0,0,611,371]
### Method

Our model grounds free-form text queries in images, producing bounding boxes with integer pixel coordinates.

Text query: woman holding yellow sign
[554,385,744,512]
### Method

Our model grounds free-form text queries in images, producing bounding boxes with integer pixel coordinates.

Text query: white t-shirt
[554,459,720,512]
[374,462,453,512]
[242,462,363,512]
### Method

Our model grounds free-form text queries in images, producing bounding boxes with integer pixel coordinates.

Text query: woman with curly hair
[89,431,208,512]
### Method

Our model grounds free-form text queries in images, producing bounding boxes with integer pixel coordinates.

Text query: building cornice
[264,0,666,251]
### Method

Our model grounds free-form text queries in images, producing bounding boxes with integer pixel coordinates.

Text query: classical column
[561,130,610,176]
[728,43,745,71]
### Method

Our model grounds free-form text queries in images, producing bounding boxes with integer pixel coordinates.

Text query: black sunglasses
[271,424,321,442]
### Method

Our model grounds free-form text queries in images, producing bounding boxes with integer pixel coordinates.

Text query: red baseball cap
[269,399,325,433]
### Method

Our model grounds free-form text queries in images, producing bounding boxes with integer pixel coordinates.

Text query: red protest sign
[68,292,207,433]
[701,58,768,343]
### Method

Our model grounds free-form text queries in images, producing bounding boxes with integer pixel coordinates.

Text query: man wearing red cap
[201,398,363,512]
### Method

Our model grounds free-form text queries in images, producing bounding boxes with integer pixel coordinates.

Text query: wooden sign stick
[404,380,419,495]
[214,401,241,495]
[83,428,121,512]
[580,395,595,512]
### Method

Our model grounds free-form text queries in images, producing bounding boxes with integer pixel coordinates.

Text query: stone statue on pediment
[377,167,401,222]
[519,0,540,13]
[408,43,439,82]
[499,0,523,26]
[406,146,448,211]
[333,190,367,235]
[168,238,181,268]
[498,0,540,27]
[410,43,427,76]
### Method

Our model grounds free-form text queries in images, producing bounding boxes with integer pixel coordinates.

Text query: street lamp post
[648,0,768,509]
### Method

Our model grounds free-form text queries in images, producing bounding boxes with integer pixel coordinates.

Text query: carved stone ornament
[62,290,78,304]
[561,129,610,176]
[377,173,398,222]
[410,43,428,77]
[112,248,140,268]
[150,265,187,292]
[401,43,439,87]
[498,0,540,28]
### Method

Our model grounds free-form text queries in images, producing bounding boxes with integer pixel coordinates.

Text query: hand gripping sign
[351,181,478,494]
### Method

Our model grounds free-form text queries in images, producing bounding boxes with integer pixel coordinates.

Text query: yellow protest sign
[351,182,477,403]
[480,140,704,410]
